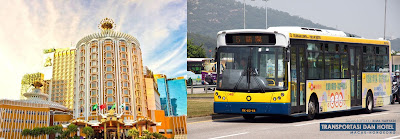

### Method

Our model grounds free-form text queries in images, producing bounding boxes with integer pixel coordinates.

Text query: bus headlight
[222,97,225,100]
[278,96,281,100]
[281,93,284,97]
[215,92,219,96]
[218,96,221,99]
[273,97,276,101]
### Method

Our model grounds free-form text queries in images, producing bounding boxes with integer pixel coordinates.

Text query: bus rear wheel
[307,97,318,120]
[243,115,255,122]
[365,93,373,113]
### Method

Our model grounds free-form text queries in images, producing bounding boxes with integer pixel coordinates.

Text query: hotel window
[106,60,112,64]
[106,46,111,51]
[91,61,97,66]
[106,74,113,79]
[108,105,112,110]
[122,54,126,58]
[92,68,98,73]
[107,81,113,87]
[91,82,97,88]
[106,66,112,72]
[106,53,112,58]
[123,82,128,87]
[121,47,126,52]
[122,60,127,65]
[125,98,129,103]
[107,89,113,94]
[91,47,97,52]
[91,54,97,59]
[91,90,97,95]
[124,89,128,94]
[122,67,127,72]
[125,106,129,110]
[123,75,128,80]
[107,97,113,102]
[91,75,98,80]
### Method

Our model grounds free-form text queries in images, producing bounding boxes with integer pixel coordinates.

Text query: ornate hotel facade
[74,18,148,122]
[51,48,76,110]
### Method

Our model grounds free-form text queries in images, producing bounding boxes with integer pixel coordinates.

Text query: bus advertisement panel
[362,72,391,107]
[306,79,351,113]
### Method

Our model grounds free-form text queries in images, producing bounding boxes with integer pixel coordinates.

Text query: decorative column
[104,123,107,139]
[117,123,120,139]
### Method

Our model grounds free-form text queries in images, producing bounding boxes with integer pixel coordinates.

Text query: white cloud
[0,0,187,100]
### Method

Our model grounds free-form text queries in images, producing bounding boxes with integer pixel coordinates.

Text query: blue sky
[0,0,187,100]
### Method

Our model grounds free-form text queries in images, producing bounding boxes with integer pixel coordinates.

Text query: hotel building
[51,48,76,110]
[0,82,72,139]
[73,18,148,122]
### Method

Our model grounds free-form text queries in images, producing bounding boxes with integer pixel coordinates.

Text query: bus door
[290,43,306,113]
[350,46,362,106]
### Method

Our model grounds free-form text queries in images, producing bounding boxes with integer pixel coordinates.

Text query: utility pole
[384,0,387,40]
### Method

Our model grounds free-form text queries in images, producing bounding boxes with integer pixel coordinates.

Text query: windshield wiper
[250,68,266,93]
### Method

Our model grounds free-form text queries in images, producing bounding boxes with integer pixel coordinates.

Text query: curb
[187,97,214,99]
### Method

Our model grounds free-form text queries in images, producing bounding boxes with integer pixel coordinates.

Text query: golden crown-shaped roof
[98,18,116,30]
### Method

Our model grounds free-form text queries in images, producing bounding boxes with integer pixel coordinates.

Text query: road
[188,104,400,139]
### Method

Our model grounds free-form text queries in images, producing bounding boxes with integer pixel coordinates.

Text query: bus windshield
[217,46,288,92]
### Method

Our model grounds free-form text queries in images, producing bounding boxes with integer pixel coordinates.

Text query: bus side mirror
[284,47,290,62]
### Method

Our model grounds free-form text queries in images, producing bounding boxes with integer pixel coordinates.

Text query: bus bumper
[214,102,291,115]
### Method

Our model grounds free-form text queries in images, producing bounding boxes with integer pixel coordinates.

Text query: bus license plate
[241,108,256,113]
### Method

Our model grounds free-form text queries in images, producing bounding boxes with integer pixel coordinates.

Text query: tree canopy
[187,39,206,58]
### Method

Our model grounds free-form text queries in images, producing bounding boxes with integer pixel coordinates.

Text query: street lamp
[262,0,270,29]
[243,0,246,29]
[384,0,387,40]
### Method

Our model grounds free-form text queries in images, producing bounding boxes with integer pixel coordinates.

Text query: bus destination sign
[225,33,276,45]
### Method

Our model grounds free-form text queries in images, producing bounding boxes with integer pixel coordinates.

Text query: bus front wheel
[243,115,255,122]
[365,93,374,113]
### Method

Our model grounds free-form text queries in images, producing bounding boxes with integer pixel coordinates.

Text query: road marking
[360,112,389,117]
[385,135,400,139]
[209,132,249,139]
[188,117,243,124]
[293,120,329,127]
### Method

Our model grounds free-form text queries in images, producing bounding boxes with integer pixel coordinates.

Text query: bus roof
[267,26,390,46]
[217,27,390,46]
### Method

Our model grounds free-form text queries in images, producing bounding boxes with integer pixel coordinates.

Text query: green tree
[67,124,78,137]
[82,126,94,138]
[31,127,43,137]
[127,128,139,139]
[139,130,151,139]
[22,129,32,136]
[54,125,63,134]
[151,132,167,139]
[187,39,206,58]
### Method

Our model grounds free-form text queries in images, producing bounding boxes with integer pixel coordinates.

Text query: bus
[213,27,391,120]
[187,58,217,84]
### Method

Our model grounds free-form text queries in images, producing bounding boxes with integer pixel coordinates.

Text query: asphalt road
[188,104,400,139]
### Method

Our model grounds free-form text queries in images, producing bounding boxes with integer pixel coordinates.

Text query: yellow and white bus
[214,27,391,120]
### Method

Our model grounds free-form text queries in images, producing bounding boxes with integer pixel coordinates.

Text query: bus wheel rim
[309,101,315,115]
[368,96,372,110]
